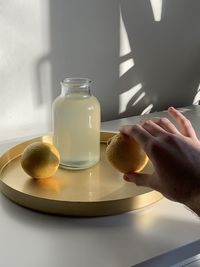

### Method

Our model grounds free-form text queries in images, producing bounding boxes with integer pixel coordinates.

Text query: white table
[0,106,199,267]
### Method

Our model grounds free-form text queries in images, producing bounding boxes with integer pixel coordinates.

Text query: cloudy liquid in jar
[53,93,100,170]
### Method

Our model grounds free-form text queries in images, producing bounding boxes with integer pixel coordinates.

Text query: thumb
[123,172,157,189]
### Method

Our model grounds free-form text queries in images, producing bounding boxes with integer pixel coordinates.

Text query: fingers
[123,172,158,190]
[168,107,197,139]
[141,120,167,136]
[119,124,153,151]
[120,120,171,155]
[153,117,180,134]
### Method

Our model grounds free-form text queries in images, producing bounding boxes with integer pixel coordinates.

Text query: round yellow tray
[0,132,162,216]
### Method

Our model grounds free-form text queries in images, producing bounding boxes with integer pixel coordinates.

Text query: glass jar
[52,78,101,170]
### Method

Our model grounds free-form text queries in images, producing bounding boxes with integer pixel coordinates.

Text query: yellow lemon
[21,142,60,179]
[106,133,148,173]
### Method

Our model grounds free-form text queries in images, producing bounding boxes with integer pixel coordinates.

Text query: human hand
[120,107,200,214]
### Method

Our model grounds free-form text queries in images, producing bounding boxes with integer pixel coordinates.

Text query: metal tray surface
[0,132,162,216]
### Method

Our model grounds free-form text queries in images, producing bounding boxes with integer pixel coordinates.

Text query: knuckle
[146,140,160,153]
[182,119,191,128]
[162,133,176,144]
[131,124,139,131]
[142,120,152,128]
[160,117,169,124]
[144,120,151,125]
[128,125,139,135]
[124,125,135,134]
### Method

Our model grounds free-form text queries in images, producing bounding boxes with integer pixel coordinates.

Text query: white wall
[0,0,200,141]
[0,0,50,141]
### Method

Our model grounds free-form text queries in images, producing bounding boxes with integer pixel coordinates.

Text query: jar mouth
[61,78,91,88]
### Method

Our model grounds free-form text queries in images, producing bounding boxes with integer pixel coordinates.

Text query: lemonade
[52,78,100,170]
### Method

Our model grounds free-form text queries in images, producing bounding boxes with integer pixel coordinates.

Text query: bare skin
[120,107,200,216]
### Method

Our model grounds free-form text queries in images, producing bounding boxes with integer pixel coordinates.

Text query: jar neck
[61,78,91,97]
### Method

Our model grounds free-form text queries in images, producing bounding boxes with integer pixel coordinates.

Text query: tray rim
[0,132,163,216]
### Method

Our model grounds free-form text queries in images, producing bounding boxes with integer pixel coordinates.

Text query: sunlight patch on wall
[119,58,134,77]
[132,92,146,106]
[141,104,154,115]
[119,6,154,115]
[150,0,163,22]
[119,8,131,57]
[119,83,142,113]
[193,84,200,105]
[119,6,135,78]
[119,6,137,114]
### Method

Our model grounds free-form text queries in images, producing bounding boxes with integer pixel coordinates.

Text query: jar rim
[61,77,91,87]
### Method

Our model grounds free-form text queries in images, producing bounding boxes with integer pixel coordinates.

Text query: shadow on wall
[119,0,200,118]
[34,0,200,121]
[34,0,120,122]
